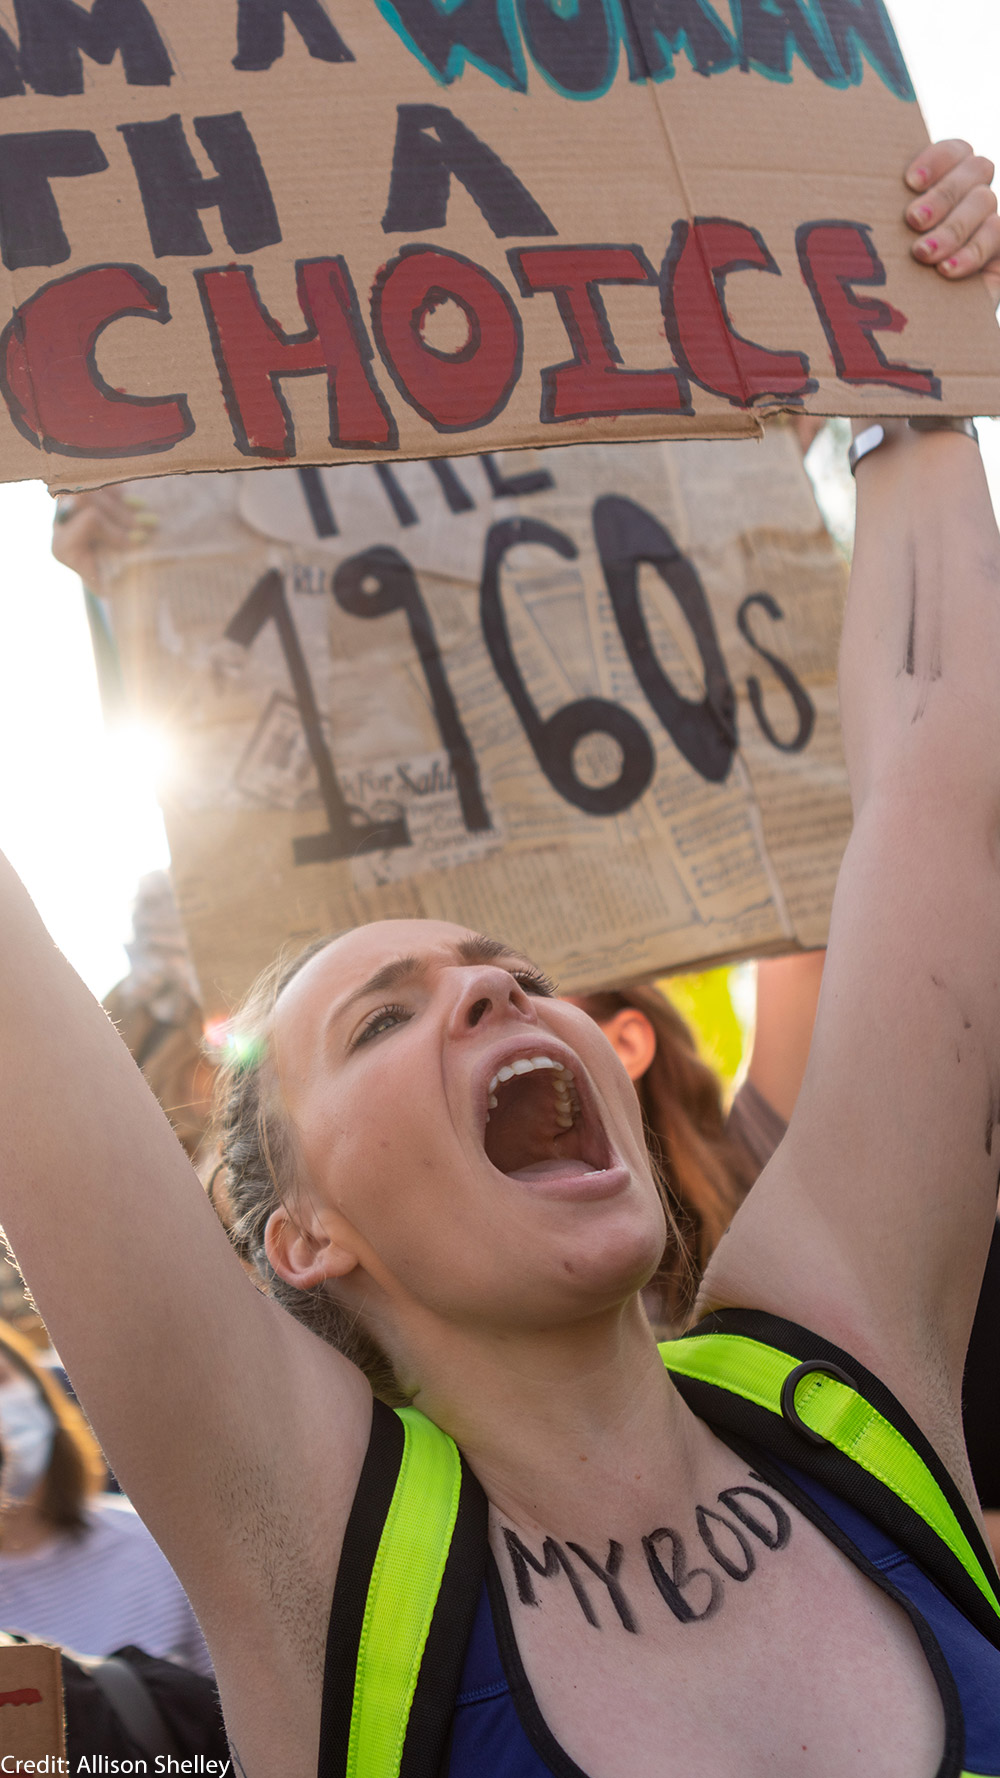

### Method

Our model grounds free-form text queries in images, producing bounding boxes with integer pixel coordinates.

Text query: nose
[448,966,538,1038]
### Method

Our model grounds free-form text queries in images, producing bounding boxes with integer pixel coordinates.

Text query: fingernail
[915,237,937,259]
[913,203,933,224]
[907,166,930,190]
[944,256,960,272]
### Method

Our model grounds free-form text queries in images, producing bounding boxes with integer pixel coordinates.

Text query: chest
[481,1489,945,1778]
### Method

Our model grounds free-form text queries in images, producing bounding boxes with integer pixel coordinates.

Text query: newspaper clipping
[98,428,851,1009]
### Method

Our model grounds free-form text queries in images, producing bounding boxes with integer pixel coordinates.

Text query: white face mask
[0,1377,56,1504]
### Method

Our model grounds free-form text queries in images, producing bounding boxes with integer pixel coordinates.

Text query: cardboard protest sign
[0,1,996,490]
[97,428,851,1008]
[0,1641,65,1762]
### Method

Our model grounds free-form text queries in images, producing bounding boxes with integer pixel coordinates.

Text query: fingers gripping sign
[905,139,1000,305]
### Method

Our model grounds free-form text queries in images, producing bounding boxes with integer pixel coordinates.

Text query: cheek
[601,1065,654,1168]
[296,1059,452,1228]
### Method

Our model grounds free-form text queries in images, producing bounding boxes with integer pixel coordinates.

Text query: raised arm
[0,862,370,1639]
[702,408,1000,1468]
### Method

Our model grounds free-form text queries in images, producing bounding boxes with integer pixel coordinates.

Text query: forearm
[839,423,1000,815]
[0,850,212,1335]
[0,851,269,1485]
[789,423,1000,1364]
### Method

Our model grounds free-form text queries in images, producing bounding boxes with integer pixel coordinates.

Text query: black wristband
[848,415,979,477]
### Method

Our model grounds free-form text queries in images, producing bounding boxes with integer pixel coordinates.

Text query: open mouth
[482,1053,611,1183]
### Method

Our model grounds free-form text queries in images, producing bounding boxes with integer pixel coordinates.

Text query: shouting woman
[2,139,1000,1778]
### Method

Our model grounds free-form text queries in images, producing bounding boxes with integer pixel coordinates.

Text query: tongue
[507,1158,599,1182]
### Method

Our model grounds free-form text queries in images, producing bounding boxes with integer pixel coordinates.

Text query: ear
[601,1007,657,1083]
[264,1203,360,1292]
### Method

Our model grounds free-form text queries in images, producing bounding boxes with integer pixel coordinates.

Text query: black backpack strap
[661,1308,1000,1650]
[317,1398,487,1778]
[76,1653,183,1759]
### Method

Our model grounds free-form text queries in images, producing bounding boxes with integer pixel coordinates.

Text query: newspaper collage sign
[99,428,851,1010]
[0,1,997,490]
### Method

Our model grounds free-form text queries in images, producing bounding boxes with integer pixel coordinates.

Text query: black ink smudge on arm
[984,1081,1000,1157]
[904,588,916,676]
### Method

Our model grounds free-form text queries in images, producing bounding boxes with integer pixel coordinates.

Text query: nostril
[468,997,491,1028]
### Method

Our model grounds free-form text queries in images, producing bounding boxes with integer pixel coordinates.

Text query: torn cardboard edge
[0,1,994,488]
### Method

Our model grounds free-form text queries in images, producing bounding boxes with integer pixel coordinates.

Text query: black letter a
[233,0,353,69]
[382,105,555,238]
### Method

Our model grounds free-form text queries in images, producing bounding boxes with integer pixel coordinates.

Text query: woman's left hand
[905,139,1000,307]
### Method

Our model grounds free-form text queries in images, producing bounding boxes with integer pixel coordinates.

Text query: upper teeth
[486,1054,580,1129]
[489,1055,564,1091]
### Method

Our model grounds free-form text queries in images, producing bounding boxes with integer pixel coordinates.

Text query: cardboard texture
[0,1,996,490]
[98,427,851,1008]
[0,1641,65,1761]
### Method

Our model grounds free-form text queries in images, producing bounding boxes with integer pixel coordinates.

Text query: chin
[547,1202,668,1311]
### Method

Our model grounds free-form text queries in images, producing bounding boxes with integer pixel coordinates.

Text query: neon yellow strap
[346,1405,462,1778]
[345,1345,996,1777]
[661,1332,1000,1623]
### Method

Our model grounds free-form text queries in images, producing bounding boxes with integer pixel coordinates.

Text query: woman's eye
[354,1003,411,1047]
[513,968,556,997]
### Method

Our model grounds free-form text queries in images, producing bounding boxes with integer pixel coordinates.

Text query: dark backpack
[3,1635,229,1767]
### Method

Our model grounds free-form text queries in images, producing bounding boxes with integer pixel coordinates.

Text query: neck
[0,1499,53,1555]
[405,1297,702,1540]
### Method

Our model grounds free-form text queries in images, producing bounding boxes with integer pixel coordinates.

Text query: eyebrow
[331,934,529,1025]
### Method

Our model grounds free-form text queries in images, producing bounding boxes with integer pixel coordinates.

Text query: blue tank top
[448,1452,1000,1778]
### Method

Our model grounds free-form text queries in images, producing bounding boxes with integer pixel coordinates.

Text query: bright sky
[0,0,998,997]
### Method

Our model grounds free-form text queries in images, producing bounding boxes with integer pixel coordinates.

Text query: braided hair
[209,938,408,1406]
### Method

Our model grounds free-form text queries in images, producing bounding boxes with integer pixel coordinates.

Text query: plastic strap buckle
[780,1359,857,1447]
